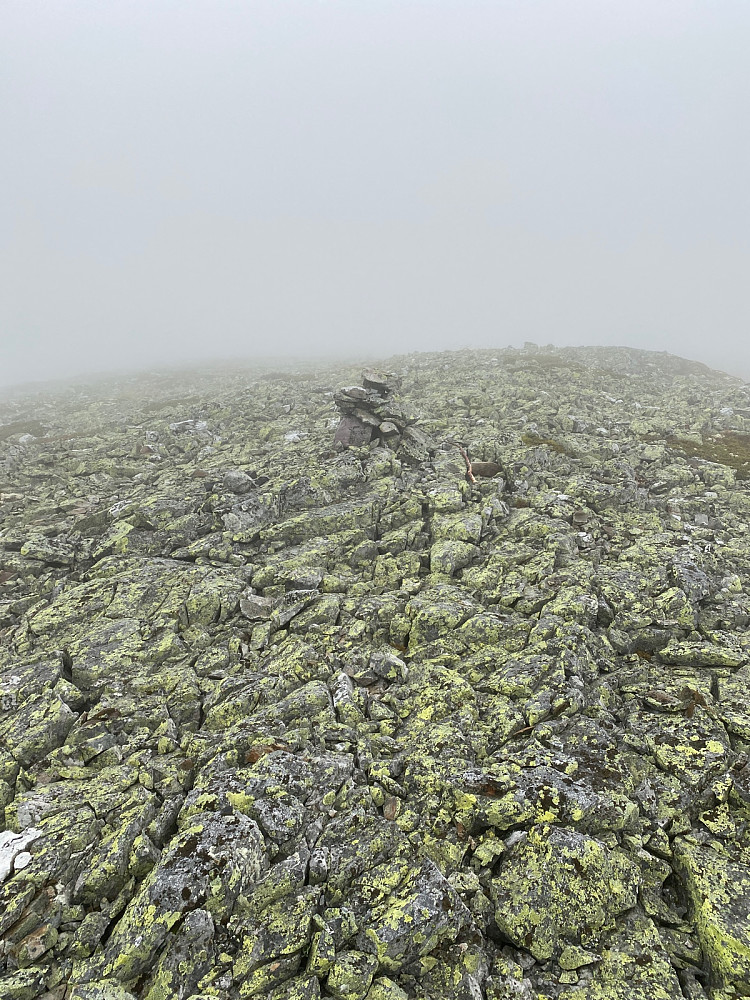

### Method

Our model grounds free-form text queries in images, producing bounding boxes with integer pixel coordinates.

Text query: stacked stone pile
[333,369,435,463]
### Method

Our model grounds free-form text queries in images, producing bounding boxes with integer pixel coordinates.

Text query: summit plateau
[1,345,750,1000]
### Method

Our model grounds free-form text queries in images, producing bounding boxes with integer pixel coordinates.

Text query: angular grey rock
[223,468,256,494]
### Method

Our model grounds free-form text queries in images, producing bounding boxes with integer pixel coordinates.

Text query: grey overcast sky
[2,1,749,387]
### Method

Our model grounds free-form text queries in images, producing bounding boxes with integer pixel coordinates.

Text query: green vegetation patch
[669,431,750,479]
[520,433,577,456]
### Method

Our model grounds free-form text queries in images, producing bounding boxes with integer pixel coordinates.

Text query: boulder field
[1,344,750,999]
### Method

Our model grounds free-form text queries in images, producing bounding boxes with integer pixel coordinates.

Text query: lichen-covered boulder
[355,858,472,972]
[93,812,267,984]
[490,824,640,961]
[673,835,750,995]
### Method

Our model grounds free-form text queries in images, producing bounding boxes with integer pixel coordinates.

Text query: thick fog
[2,1,749,387]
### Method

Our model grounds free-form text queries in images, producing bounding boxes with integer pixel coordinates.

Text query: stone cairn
[333,368,434,463]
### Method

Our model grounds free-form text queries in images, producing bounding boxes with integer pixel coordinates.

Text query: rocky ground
[1,344,750,1000]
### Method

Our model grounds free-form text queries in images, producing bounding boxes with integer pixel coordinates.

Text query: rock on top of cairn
[361,369,402,396]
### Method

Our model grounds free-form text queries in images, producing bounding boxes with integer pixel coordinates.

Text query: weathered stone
[69,983,139,1000]
[490,824,640,961]
[223,469,256,494]
[325,950,378,999]
[355,858,472,972]
[673,835,750,994]
[429,539,478,576]
[240,591,276,620]
[334,415,372,449]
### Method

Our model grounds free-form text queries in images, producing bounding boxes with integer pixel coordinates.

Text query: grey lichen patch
[2,345,750,997]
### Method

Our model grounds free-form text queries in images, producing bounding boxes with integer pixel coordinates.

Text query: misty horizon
[2,342,747,403]
[2,2,749,388]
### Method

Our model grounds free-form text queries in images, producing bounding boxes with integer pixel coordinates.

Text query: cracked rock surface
[1,345,750,999]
